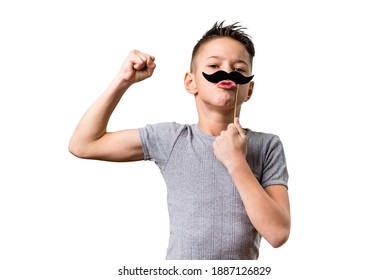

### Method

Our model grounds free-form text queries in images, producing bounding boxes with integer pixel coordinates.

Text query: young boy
[69,21,290,260]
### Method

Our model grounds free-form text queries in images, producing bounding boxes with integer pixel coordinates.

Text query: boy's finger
[146,56,156,68]
[234,117,246,137]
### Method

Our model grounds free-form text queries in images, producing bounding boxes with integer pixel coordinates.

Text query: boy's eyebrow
[205,56,249,65]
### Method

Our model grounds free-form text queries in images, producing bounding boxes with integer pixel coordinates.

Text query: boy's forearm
[69,77,132,151]
[227,159,290,247]
[82,76,132,136]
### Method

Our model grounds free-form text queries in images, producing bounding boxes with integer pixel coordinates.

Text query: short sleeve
[139,122,187,169]
[261,135,289,188]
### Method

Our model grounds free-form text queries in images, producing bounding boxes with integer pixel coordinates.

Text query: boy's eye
[234,68,245,72]
[208,64,246,73]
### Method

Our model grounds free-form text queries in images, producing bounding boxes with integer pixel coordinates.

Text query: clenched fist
[117,49,156,85]
[213,117,248,171]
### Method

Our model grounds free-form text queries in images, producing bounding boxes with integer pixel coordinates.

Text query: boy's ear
[184,72,197,94]
[245,81,255,102]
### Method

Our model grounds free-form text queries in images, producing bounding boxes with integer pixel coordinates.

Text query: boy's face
[185,37,254,112]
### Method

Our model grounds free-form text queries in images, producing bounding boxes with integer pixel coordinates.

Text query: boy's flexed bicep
[70,128,145,162]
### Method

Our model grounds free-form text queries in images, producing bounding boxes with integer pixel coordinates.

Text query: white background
[1,0,388,279]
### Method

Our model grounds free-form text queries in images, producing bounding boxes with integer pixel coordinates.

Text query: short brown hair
[190,21,255,71]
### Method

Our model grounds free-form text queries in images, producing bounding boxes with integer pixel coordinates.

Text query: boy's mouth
[217,80,236,90]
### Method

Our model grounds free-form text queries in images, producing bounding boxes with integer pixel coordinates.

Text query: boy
[69,21,290,260]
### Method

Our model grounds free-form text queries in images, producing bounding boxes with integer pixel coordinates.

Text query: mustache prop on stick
[202,70,254,119]
[202,70,254,85]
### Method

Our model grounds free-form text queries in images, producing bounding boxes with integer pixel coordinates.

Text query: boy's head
[185,21,255,117]
[190,21,255,72]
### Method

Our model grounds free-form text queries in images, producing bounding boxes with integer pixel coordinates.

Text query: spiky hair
[190,21,255,71]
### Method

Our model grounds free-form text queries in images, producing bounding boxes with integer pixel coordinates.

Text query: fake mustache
[202,70,254,85]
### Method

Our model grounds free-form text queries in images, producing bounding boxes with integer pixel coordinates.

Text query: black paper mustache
[202,70,254,85]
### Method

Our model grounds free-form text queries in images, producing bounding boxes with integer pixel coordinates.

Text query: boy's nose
[223,67,234,74]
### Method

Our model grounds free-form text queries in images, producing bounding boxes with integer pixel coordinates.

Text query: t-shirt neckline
[191,123,252,140]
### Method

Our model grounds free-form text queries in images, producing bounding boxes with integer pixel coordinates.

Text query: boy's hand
[117,50,156,85]
[213,118,248,171]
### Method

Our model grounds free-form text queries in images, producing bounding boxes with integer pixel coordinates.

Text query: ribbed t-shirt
[139,122,288,260]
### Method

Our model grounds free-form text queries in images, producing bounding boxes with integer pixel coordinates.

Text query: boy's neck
[197,112,237,136]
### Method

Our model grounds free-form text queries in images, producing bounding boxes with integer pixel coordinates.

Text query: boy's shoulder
[245,128,285,153]
[141,121,189,132]
[139,122,191,140]
[246,128,280,141]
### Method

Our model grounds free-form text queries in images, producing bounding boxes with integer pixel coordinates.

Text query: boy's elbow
[266,228,290,248]
[68,144,82,158]
[269,234,289,248]
[68,140,89,159]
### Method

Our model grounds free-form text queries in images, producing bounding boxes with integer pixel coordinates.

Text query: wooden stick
[234,84,240,119]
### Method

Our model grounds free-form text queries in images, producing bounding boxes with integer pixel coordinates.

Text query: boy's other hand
[213,117,248,171]
[117,50,156,85]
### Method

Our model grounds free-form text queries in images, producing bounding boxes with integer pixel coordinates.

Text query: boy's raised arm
[68,50,156,162]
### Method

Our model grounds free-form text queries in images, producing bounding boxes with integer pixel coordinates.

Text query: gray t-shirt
[139,122,288,260]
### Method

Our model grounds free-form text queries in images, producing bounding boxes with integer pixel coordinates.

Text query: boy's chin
[212,102,237,114]
[195,93,236,109]
[214,93,235,107]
